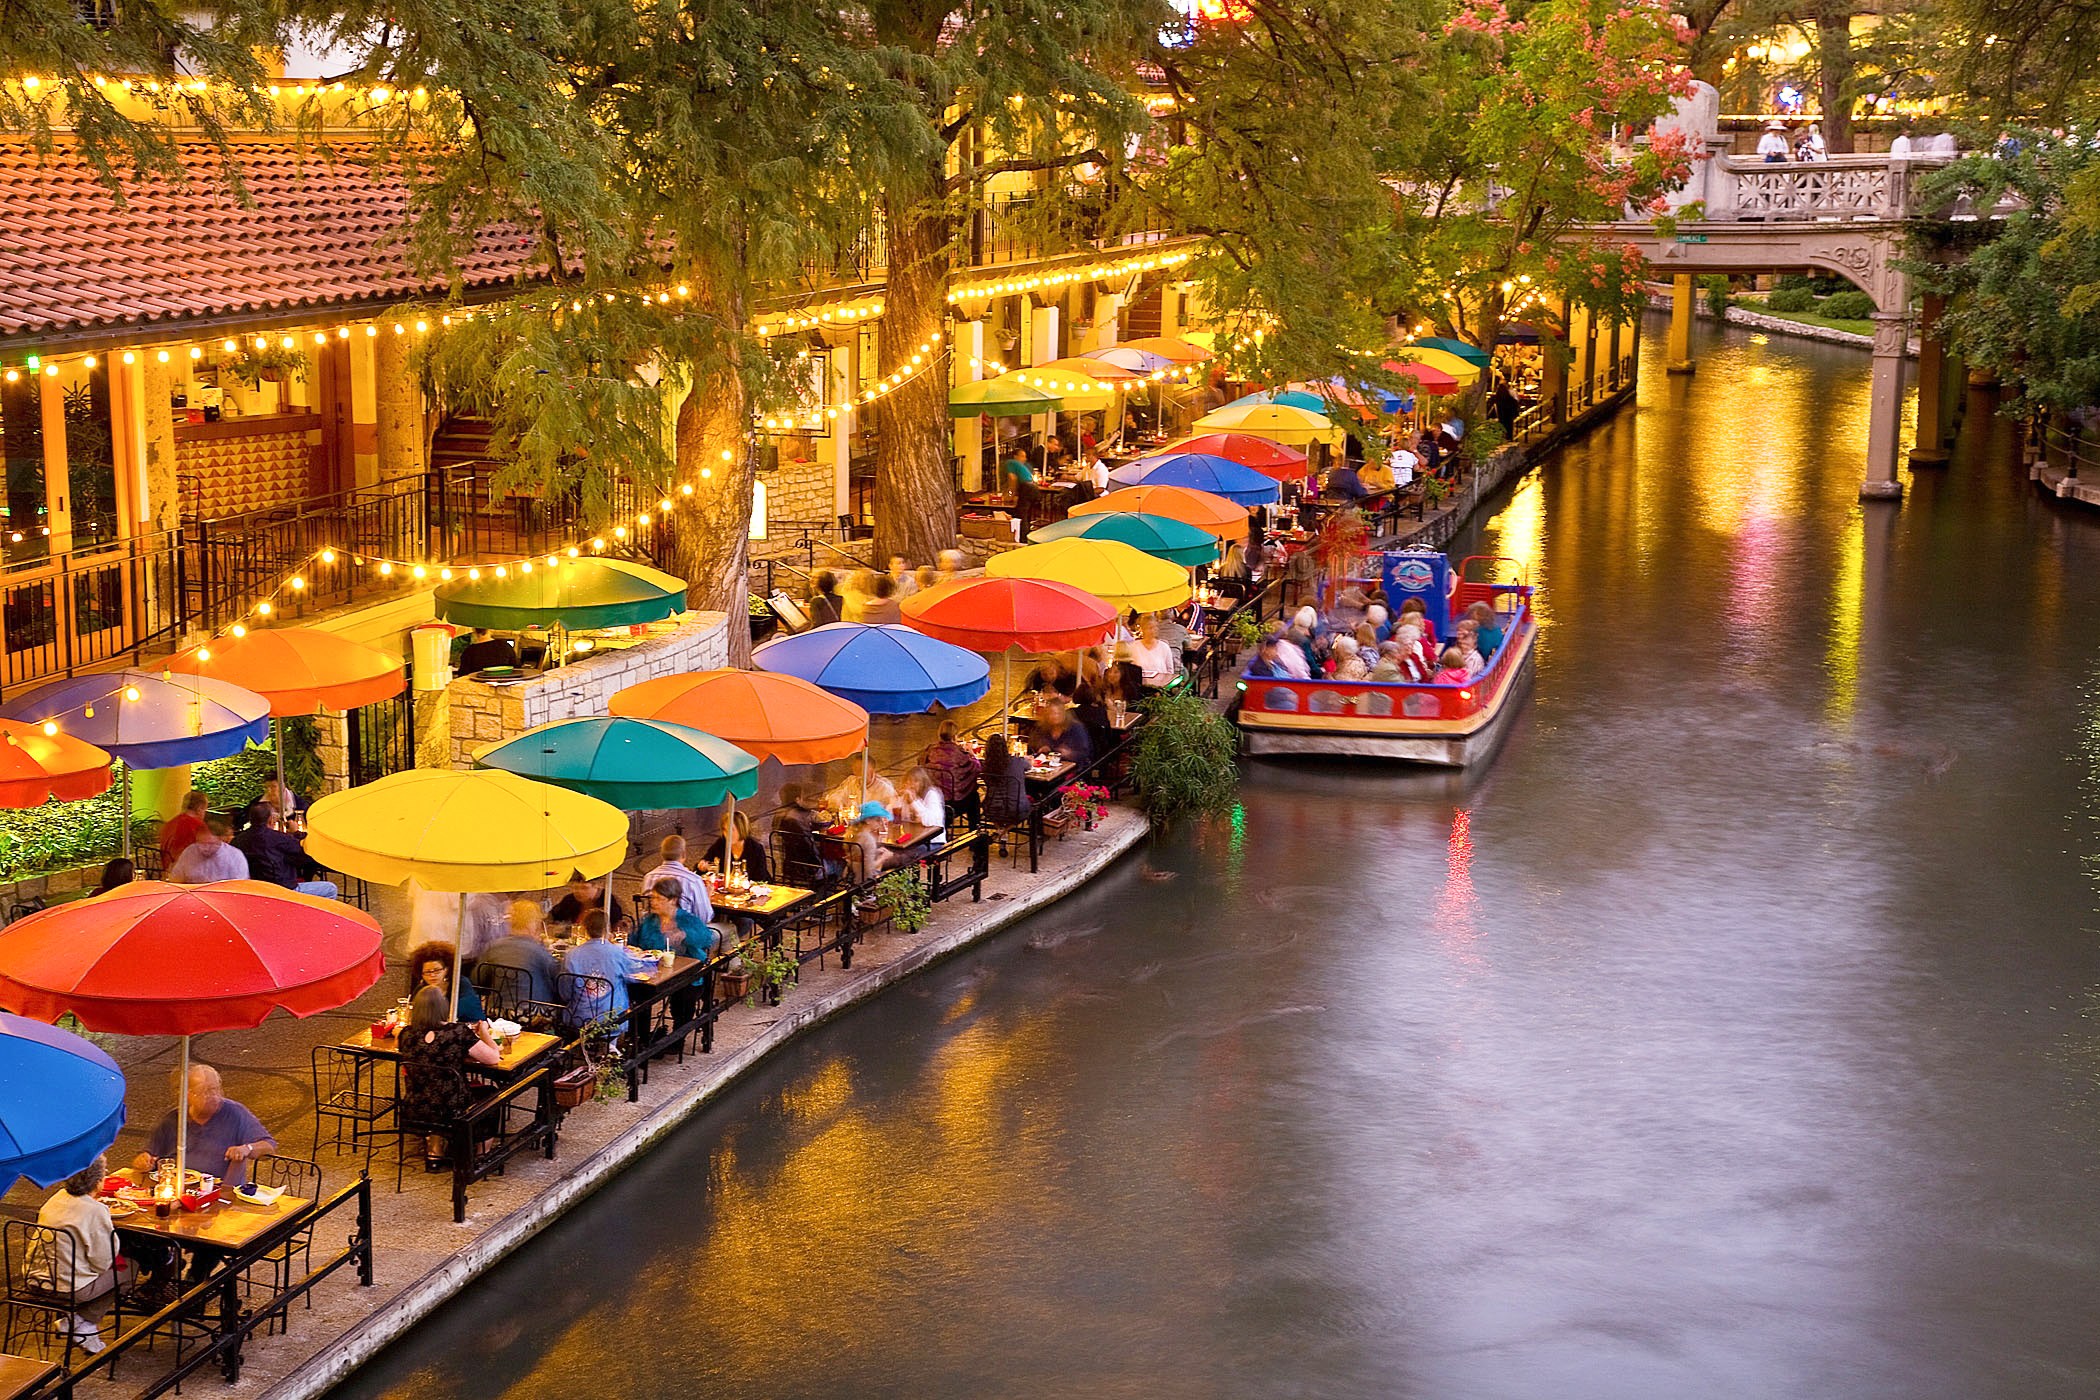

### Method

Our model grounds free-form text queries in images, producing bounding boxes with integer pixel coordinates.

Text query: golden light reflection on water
[1825,504,1865,723]
[1484,475,1550,629]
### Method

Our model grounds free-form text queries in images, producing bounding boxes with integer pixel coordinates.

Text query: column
[1908,293,1949,466]
[138,356,180,534]
[1028,297,1059,449]
[953,320,987,491]
[1546,298,1571,428]
[830,335,856,520]
[373,329,426,482]
[1860,313,1908,500]
[349,328,381,487]
[1667,273,1696,374]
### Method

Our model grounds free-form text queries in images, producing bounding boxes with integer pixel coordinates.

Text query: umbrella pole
[174,1034,190,1188]
[450,897,463,1020]
[274,715,286,802]
[1002,653,1012,732]
[121,765,132,861]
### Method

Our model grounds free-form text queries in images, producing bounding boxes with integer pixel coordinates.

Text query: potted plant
[873,869,931,935]
[554,1014,625,1107]
[750,942,797,1006]
[714,957,752,1003]
[225,343,311,389]
[1056,782,1110,829]
[1131,691,1240,825]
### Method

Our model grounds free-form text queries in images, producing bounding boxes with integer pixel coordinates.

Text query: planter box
[715,969,751,1002]
[552,1066,597,1109]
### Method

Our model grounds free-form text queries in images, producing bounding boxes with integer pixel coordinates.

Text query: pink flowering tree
[1384,0,1696,356]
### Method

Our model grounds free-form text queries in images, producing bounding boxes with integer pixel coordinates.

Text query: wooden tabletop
[708,883,814,917]
[342,1027,561,1074]
[627,953,705,988]
[0,1354,56,1400]
[103,1175,312,1253]
[882,823,943,852]
[1023,760,1075,787]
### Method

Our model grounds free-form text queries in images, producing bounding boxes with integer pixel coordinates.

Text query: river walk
[1,800,1147,1400]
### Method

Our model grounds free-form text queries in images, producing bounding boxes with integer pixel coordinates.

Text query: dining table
[0,1355,55,1400]
[99,1169,314,1256]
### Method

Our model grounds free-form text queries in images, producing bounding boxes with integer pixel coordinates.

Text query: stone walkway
[2,805,1150,1400]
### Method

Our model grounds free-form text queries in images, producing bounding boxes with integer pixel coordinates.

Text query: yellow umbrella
[988,537,1192,614]
[305,767,629,1016]
[305,768,628,892]
[1394,345,1482,383]
[1192,402,1346,447]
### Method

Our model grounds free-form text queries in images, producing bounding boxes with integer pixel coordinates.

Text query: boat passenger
[1432,647,1471,685]
[1369,643,1406,683]
[1367,604,1390,643]
[1392,624,1434,681]
[1466,601,1505,657]
[1247,636,1286,678]
[1275,629,1313,679]
[1397,596,1438,646]
[1331,636,1370,681]
[1452,621,1486,679]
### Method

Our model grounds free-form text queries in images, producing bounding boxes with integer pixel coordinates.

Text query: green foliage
[1819,290,1875,321]
[1131,690,1239,825]
[748,941,797,1005]
[874,869,932,935]
[223,344,309,389]
[1702,274,1734,317]
[0,776,148,884]
[280,718,324,800]
[1910,134,2100,416]
[1227,609,1266,655]
[1765,285,1816,313]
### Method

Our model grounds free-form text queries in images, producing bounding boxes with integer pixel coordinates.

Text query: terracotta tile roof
[0,135,540,346]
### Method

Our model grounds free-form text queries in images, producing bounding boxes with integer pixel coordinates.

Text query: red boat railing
[1240,585,1533,726]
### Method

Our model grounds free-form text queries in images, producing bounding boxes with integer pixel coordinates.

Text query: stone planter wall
[443,611,731,768]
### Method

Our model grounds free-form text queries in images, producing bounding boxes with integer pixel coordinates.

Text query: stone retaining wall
[442,611,731,768]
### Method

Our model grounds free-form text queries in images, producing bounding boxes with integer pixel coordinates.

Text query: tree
[351,0,913,658]
[1911,133,2100,419]
[1137,0,1433,399]
[854,0,1167,565]
[1386,0,1696,357]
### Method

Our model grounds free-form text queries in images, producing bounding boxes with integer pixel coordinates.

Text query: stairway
[1118,287,1164,341]
[429,413,498,474]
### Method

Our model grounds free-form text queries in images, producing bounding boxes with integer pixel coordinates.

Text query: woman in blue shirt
[633,880,719,961]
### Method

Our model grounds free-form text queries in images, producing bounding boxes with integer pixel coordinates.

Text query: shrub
[1820,290,1876,321]
[1131,690,1239,824]
[1700,274,1732,317]
[1774,274,1815,292]
[1765,286,1817,313]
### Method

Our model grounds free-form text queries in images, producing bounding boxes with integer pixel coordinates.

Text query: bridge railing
[1690,152,1958,224]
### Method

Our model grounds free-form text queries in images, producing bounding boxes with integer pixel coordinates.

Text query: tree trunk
[1815,0,1855,153]
[672,277,756,667]
[872,168,960,567]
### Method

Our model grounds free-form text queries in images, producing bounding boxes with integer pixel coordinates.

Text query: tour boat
[1236,552,1537,767]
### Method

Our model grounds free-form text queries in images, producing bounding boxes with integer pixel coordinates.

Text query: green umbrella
[949,379,1066,418]
[1029,511,1222,567]
[1411,337,1492,368]
[473,717,759,811]
[435,558,687,631]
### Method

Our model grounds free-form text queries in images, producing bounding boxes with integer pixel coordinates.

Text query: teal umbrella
[1222,388,1329,413]
[434,558,687,631]
[1412,337,1492,367]
[1030,510,1222,567]
[473,717,759,811]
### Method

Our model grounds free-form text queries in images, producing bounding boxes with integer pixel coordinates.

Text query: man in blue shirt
[563,911,657,1023]
[477,902,562,1005]
[133,1065,275,1190]
[633,880,722,961]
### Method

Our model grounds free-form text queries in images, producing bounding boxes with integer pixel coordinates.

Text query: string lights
[4,74,430,106]
[758,331,945,430]
[948,248,1194,305]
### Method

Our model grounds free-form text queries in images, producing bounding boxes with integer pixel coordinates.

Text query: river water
[333,322,2100,1400]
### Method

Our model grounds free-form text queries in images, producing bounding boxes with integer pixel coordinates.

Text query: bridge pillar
[1861,313,1909,501]
[1909,294,1950,466]
[1666,274,1696,374]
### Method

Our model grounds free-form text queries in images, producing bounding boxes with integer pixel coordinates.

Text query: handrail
[32,1175,374,1398]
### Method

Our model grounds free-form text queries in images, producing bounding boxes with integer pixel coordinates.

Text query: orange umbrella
[608,669,869,766]
[166,626,403,716]
[0,721,111,808]
[1072,485,1247,540]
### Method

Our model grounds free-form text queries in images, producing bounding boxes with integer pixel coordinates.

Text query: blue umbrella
[0,1012,126,1192]
[1109,452,1283,507]
[753,623,991,714]
[0,668,270,769]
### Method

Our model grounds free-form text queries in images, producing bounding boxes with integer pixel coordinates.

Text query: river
[331,321,2100,1400]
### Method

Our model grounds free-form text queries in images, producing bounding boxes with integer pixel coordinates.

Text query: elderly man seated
[134,1064,276,1190]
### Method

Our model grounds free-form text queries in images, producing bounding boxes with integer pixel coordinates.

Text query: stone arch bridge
[1598,151,1967,501]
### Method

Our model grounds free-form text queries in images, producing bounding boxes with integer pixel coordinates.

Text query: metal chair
[311,1045,392,1165]
[2,1220,96,1365]
[240,1157,322,1334]
[472,964,559,1030]
[555,973,617,1034]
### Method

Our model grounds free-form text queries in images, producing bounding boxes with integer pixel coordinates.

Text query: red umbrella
[900,576,1117,654]
[0,881,385,1182]
[901,576,1119,719]
[1379,359,1462,395]
[1158,432,1309,482]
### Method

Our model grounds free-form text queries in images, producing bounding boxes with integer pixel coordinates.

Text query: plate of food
[104,1198,139,1218]
[233,1183,285,1208]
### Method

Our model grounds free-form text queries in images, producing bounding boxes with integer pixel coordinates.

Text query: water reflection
[336,320,2100,1400]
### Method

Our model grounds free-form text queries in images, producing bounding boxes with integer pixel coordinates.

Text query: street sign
[1676,234,1710,244]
